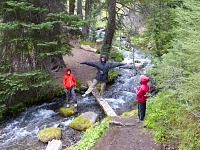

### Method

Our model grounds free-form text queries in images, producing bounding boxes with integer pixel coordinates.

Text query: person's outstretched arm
[80,61,99,68]
[109,62,126,69]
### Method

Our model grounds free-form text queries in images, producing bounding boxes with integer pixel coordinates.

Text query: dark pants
[65,87,76,103]
[138,102,146,121]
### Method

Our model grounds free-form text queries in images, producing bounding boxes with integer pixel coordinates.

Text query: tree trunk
[77,0,83,18]
[101,0,116,54]
[69,0,75,15]
[82,0,92,39]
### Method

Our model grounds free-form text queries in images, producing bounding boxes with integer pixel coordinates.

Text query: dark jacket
[80,57,126,82]
[136,76,149,103]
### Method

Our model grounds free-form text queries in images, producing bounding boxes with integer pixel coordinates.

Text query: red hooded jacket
[62,68,76,89]
[136,76,149,104]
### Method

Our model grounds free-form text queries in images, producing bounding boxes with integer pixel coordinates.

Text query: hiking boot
[136,119,142,123]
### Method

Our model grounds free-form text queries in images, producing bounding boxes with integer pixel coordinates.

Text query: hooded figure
[80,54,126,98]
[134,75,150,122]
[62,68,77,107]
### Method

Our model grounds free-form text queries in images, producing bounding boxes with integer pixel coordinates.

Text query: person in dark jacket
[62,68,77,107]
[134,75,150,122]
[80,54,126,98]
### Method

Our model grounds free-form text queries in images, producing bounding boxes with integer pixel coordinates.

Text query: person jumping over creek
[80,54,126,99]
[62,68,77,108]
[134,75,150,122]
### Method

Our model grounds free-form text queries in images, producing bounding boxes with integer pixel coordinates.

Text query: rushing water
[0,39,151,150]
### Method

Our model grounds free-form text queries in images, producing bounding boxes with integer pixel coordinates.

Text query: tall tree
[77,0,83,18]
[0,0,82,119]
[69,0,75,15]
[101,0,116,54]
[82,0,92,39]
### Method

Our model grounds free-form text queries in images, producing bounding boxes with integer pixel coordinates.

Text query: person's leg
[71,87,77,103]
[140,102,146,121]
[65,89,70,107]
[138,102,142,120]
[100,82,106,98]
[84,79,98,95]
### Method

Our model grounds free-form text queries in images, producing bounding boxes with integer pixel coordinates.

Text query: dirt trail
[93,116,162,150]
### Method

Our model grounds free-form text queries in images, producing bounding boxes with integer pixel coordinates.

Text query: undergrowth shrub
[145,90,199,149]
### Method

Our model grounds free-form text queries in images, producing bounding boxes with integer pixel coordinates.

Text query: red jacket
[136,76,149,103]
[62,68,76,89]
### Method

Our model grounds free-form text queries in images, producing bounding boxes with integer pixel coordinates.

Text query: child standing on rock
[62,68,77,108]
[134,75,150,122]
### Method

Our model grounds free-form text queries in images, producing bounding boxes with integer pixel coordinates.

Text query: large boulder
[38,128,62,143]
[69,111,98,131]
[59,107,75,117]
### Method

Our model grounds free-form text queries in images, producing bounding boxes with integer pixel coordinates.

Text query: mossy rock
[69,115,92,131]
[59,107,75,117]
[37,127,62,143]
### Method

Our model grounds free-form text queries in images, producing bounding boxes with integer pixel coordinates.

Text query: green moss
[59,107,75,117]
[37,127,62,143]
[69,115,92,131]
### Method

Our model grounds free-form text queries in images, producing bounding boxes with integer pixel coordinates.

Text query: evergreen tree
[0,0,82,119]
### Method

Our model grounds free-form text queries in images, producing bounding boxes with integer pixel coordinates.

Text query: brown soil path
[93,116,162,150]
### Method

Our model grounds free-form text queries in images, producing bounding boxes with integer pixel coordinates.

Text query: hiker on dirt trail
[80,54,126,99]
[62,68,77,108]
[134,75,150,122]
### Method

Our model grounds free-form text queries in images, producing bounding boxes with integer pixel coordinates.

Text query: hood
[65,68,71,73]
[140,76,149,84]
[100,54,107,62]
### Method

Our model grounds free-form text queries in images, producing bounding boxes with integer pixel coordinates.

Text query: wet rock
[38,128,62,143]
[59,107,75,117]
[45,139,62,150]
[82,111,99,124]
[69,111,98,131]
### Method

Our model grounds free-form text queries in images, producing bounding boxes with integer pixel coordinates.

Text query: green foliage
[66,118,110,150]
[7,102,27,116]
[108,69,121,83]
[145,91,200,149]
[0,0,83,119]
[147,0,200,111]
[136,0,177,57]
[109,47,124,62]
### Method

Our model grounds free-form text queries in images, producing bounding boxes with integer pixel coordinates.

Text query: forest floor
[58,42,164,150]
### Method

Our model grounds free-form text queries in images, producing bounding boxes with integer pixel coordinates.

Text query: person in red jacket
[134,75,150,122]
[62,68,77,107]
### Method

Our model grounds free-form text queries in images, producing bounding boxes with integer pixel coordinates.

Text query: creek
[0,39,151,150]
